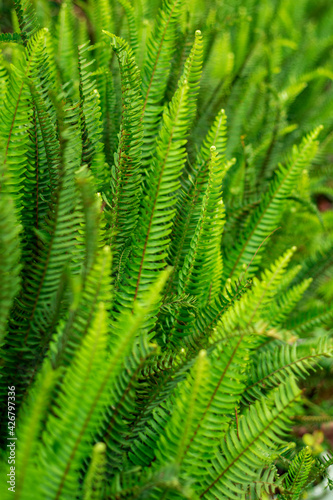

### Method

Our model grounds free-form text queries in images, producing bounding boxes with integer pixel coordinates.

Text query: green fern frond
[98,337,157,470]
[78,43,107,191]
[118,0,139,56]
[167,146,227,342]
[0,106,81,408]
[286,304,333,335]
[154,349,209,468]
[200,379,302,500]
[103,32,143,265]
[83,442,107,500]
[13,0,39,46]
[55,0,78,88]
[247,466,283,500]
[167,108,228,295]
[12,360,60,500]
[222,126,323,286]
[243,337,333,403]
[211,247,297,345]
[0,28,47,220]
[180,146,226,304]
[75,166,105,277]
[0,59,8,108]
[52,245,112,368]
[291,241,333,299]
[112,78,190,331]
[34,270,169,500]
[265,278,313,327]
[141,0,185,167]
[0,32,22,43]
[178,29,203,128]
[36,302,110,500]
[184,279,252,351]
[90,0,114,146]
[23,77,62,260]
[130,330,252,477]
[281,447,314,500]
[0,196,21,345]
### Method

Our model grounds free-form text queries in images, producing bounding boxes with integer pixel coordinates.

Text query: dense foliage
[0,0,333,499]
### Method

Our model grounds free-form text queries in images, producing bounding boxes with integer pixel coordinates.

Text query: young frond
[281,447,314,500]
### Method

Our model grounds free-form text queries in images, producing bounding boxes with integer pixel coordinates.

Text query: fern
[200,379,302,500]
[280,447,314,500]
[0,1,333,500]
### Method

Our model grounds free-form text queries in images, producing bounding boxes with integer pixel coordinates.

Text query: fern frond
[200,379,302,500]
[291,241,333,299]
[75,166,105,278]
[178,147,226,304]
[98,337,157,470]
[160,293,197,316]
[13,360,59,500]
[112,79,190,332]
[154,349,209,468]
[286,304,333,335]
[0,32,22,43]
[118,0,139,56]
[167,146,227,342]
[167,109,228,294]
[0,28,47,220]
[36,302,110,500]
[222,126,323,286]
[247,466,283,500]
[211,247,297,345]
[55,0,78,87]
[103,32,143,265]
[78,42,107,191]
[141,0,185,167]
[265,278,313,327]
[90,0,114,134]
[281,447,314,500]
[23,74,62,260]
[176,335,252,485]
[102,70,118,166]
[130,329,252,479]
[178,29,203,128]
[243,337,333,403]
[184,279,252,351]
[34,270,169,499]
[13,0,39,46]
[107,465,193,500]
[82,442,107,500]
[0,58,8,108]
[0,106,81,409]
[0,196,21,346]
[52,245,112,369]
